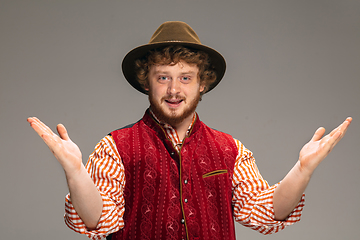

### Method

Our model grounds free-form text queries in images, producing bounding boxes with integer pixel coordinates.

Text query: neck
[171,112,195,141]
[149,108,195,141]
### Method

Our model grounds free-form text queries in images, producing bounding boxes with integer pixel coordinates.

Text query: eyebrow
[153,71,197,75]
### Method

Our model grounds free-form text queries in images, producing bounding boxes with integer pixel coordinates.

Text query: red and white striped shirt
[64,112,305,239]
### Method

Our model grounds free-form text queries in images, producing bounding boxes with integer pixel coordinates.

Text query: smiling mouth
[164,98,184,108]
[165,99,183,104]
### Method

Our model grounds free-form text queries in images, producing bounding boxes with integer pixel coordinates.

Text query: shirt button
[181,218,185,224]
[171,152,175,155]
[184,199,188,203]
[184,179,188,184]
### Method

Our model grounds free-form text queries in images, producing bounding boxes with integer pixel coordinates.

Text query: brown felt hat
[122,21,226,94]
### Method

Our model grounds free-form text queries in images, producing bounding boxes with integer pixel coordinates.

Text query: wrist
[294,160,313,182]
[64,163,88,184]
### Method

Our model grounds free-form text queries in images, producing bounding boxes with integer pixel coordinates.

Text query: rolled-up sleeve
[64,135,126,240]
[232,139,305,235]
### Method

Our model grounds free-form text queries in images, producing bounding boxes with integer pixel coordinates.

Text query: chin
[148,91,201,127]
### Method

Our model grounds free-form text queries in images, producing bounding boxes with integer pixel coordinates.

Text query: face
[146,61,205,127]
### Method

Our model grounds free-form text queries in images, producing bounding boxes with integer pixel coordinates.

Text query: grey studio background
[1,0,359,239]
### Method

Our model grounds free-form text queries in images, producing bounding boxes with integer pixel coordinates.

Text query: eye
[158,76,169,81]
[180,76,191,82]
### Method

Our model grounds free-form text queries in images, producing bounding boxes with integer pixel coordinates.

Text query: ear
[143,81,150,91]
[199,83,205,93]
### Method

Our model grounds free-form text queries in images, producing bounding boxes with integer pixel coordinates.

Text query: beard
[149,90,201,127]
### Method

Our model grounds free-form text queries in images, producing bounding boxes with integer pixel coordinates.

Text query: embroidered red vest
[110,110,238,240]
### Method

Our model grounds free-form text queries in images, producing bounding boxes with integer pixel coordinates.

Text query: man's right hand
[27,117,103,230]
[27,117,82,177]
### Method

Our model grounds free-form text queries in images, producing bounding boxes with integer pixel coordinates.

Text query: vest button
[181,218,185,224]
[184,179,188,184]
[184,199,188,203]
[171,152,175,155]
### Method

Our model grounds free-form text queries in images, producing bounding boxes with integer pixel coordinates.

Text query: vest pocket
[202,169,228,178]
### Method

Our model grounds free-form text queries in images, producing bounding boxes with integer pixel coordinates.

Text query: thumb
[57,124,70,140]
[311,127,326,142]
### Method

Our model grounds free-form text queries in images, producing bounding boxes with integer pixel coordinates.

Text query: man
[27,21,351,240]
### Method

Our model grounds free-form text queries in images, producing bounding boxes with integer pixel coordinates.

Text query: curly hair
[134,45,217,95]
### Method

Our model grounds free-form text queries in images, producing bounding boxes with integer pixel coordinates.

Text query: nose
[167,79,180,95]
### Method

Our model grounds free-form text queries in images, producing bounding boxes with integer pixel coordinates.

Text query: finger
[28,118,60,148]
[28,117,51,133]
[328,117,352,139]
[318,131,342,158]
[340,117,352,134]
[311,127,326,142]
[57,124,70,141]
[320,117,352,151]
[28,117,56,138]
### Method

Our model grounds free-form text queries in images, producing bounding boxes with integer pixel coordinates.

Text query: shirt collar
[149,108,196,151]
[149,108,196,131]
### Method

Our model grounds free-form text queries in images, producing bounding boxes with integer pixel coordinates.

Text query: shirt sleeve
[64,135,126,240]
[232,138,305,235]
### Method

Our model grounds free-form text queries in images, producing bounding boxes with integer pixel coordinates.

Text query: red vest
[110,110,238,240]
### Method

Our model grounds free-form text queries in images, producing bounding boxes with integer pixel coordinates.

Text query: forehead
[149,61,199,75]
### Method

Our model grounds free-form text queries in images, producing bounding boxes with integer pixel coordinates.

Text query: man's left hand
[298,117,352,176]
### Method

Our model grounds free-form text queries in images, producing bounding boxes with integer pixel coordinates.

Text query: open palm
[298,117,352,175]
[27,117,82,175]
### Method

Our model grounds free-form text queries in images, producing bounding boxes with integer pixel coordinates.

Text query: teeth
[167,100,182,103]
